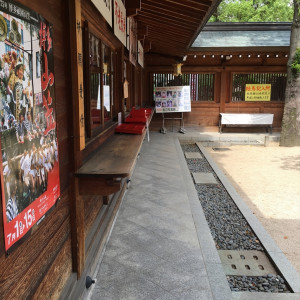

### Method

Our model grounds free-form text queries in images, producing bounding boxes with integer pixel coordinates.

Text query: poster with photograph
[0,0,60,252]
[155,86,191,113]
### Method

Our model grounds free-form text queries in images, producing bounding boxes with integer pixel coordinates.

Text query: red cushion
[115,123,145,135]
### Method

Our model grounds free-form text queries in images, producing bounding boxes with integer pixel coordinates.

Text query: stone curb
[197,142,300,295]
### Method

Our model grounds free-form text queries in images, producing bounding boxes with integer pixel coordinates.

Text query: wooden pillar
[68,0,85,278]
[220,69,229,113]
[116,47,125,118]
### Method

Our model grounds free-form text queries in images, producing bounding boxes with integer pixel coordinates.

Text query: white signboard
[114,0,126,46]
[138,41,144,68]
[91,0,112,26]
[104,85,110,111]
[126,17,130,50]
[155,86,191,113]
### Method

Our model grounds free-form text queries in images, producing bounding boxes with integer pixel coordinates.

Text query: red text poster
[0,0,60,252]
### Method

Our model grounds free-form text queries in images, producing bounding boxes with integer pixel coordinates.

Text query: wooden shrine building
[0,0,290,299]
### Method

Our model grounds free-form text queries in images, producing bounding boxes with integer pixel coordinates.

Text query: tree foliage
[210,0,293,22]
[280,0,300,146]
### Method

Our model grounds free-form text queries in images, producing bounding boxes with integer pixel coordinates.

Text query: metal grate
[218,250,277,276]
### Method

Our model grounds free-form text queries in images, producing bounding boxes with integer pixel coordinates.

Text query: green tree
[280,0,300,146]
[210,0,293,22]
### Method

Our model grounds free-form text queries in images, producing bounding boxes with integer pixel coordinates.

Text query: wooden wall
[0,1,74,299]
[145,52,288,132]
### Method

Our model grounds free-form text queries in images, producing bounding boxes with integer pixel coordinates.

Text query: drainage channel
[181,142,291,293]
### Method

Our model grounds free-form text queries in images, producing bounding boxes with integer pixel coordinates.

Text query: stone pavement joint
[184,151,203,159]
[192,172,218,185]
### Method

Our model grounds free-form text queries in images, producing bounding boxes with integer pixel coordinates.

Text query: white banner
[114,0,126,46]
[155,86,191,113]
[138,41,144,68]
[91,0,112,26]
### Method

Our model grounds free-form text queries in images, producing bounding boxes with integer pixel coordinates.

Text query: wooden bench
[219,113,274,133]
[75,133,145,204]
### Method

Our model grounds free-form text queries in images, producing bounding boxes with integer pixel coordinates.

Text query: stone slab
[192,172,218,185]
[184,152,203,159]
[218,250,277,276]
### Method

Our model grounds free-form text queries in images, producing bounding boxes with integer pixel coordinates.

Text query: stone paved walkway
[86,132,300,300]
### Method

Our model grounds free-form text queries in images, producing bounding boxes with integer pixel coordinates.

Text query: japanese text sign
[114,0,126,46]
[91,0,112,26]
[245,84,271,101]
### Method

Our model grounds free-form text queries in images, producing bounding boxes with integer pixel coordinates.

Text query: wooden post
[68,0,85,279]
[220,69,228,113]
[116,47,125,119]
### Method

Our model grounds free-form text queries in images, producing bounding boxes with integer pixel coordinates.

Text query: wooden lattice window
[153,73,215,101]
[232,73,287,102]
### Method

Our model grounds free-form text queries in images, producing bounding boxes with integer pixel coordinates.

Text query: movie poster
[0,0,60,252]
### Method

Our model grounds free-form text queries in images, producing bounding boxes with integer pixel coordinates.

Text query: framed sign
[114,0,126,46]
[129,16,137,66]
[155,86,191,113]
[138,41,144,68]
[91,0,112,27]
[245,84,271,101]
[0,0,60,252]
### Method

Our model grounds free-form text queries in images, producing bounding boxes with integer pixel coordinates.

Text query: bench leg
[103,196,109,205]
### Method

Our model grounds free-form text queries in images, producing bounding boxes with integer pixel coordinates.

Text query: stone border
[174,138,232,300]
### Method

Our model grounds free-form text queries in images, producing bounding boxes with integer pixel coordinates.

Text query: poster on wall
[0,0,60,252]
[91,0,112,27]
[245,84,271,101]
[129,16,137,67]
[155,86,191,113]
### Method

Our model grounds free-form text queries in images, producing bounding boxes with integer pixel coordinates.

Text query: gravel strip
[227,275,290,293]
[181,143,291,293]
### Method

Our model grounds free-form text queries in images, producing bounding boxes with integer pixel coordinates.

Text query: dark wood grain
[77,133,145,177]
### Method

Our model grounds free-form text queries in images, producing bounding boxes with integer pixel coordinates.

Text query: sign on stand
[154,86,191,134]
[154,86,191,113]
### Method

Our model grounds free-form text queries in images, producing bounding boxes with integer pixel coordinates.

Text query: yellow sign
[245,84,271,101]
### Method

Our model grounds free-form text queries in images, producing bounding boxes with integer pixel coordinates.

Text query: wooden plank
[0,193,70,299]
[78,177,122,196]
[76,134,144,177]
[32,239,72,300]
[84,195,104,233]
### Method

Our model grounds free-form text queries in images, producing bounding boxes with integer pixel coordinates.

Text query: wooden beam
[78,177,122,197]
[143,39,151,52]
[144,0,208,15]
[141,2,205,22]
[137,22,148,40]
[140,8,200,26]
[125,0,141,16]
[137,12,196,32]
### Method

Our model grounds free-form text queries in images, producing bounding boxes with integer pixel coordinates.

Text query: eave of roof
[136,0,222,59]
[191,22,291,49]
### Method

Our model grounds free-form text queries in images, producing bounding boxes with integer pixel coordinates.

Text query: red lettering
[46,26,52,52]
[43,90,56,135]
[39,22,52,52]
[42,53,54,91]
[39,22,46,51]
